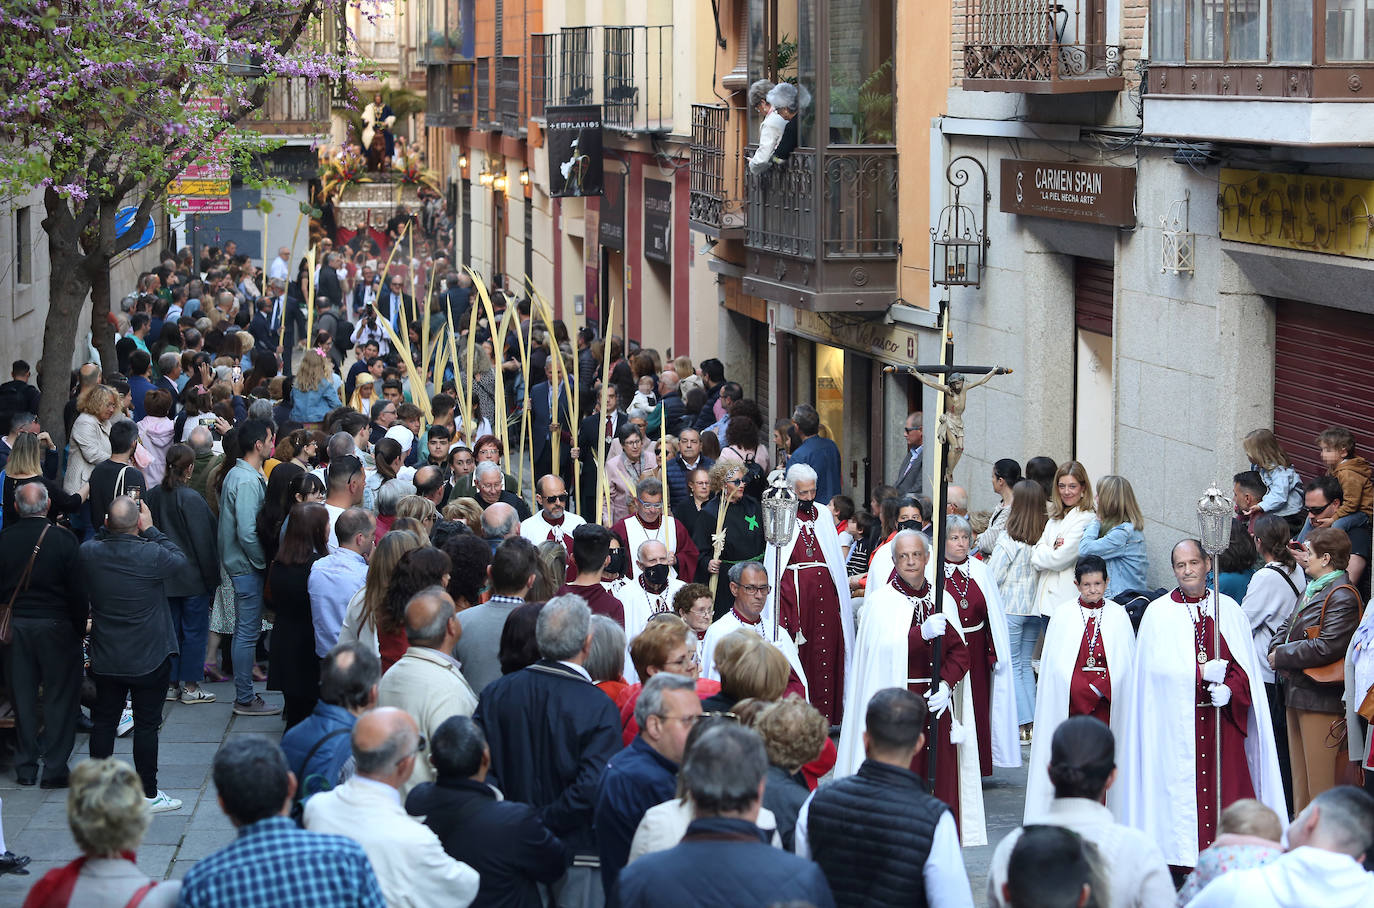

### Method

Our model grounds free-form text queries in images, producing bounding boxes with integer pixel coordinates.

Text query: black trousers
[1266,680,1295,817]
[6,617,82,782]
[90,657,171,798]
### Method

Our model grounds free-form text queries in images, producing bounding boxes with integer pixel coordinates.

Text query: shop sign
[600,171,625,251]
[1218,167,1374,261]
[546,105,603,198]
[643,179,672,264]
[780,307,922,367]
[1000,159,1136,228]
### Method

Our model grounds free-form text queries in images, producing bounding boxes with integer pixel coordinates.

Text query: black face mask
[641,563,670,590]
[606,550,627,576]
[897,519,922,533]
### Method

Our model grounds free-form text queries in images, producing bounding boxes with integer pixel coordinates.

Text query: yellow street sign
[170,179,230,196]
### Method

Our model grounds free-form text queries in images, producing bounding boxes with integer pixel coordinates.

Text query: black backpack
[289,727,350,826]
[1113,587,1166,633]
[730,448,767,500]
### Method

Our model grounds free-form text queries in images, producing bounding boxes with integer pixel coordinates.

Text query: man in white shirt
[304,706,481,907]
[520,474,585,557]
[1186,785,1374,908]
[988,716,1174,908]
[378,589,478,792]
[797,687,974,908]
[310,508,374,657]
[699,562,806,697]
[268,246,290,283]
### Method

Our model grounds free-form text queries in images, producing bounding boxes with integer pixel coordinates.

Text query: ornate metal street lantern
[761,470,799,643]
[931,156,990,289]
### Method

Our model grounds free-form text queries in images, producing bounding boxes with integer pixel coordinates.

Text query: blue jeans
[229,572,264,704]
[168,594,212,685]
[1005,614,1043,726]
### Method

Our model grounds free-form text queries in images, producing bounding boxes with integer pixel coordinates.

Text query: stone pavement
[0,678,1028,907]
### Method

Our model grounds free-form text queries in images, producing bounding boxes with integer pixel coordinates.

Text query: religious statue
[559,137,591,197]
[361,93,397,172]
[912,368,1006,480]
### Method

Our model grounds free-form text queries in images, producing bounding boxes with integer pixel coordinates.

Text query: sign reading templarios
[644,179,672,264]
[1000,159,1136,228]
[546,105,603,198]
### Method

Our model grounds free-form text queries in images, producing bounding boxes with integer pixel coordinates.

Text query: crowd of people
[1,243,1373,908]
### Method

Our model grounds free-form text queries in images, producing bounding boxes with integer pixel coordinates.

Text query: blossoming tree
[0,0,364,441]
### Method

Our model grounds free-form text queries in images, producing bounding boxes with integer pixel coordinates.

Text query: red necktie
[605,416,613,436]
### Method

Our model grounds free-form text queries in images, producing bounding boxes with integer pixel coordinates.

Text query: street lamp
[761,470,799,644]
[931,155,990,288]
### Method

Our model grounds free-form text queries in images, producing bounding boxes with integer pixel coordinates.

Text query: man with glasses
[594,672,701,899]
[665,427,714,512]
[304,706,480,907]
[376,273,413,335]
[611,477,699,585]
[369,398,397,447]
[699,562,807,698]
[1297,474,1371,590]
[470,460,532,521]
[895,411,925,497]
[521,474,586,561]
[618,541,687,670]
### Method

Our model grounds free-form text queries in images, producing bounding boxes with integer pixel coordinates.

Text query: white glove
[926,681,952,715]
[920,613,948,641]
[1208,682,1232,707]
[1202,659,1228,684]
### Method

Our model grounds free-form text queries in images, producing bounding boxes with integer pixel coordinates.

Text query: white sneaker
[116,709,134,737]
[145,791,182,813]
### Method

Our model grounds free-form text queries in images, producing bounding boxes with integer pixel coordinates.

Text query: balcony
[741,147,899,312]
[426,60,475,128]
[962,0,1124,93]
[475,56,492,129]
[496,55,522,134]
[689,104,746,239]
[1145,0,1374,142]
[528,25,673,133]
[247,78,330,137]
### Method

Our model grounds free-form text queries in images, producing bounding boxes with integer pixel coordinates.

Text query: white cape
[834,580,987,846]
[928,557,1021,770]
[699,610,809,701]
[1024,596,1137,822]
[519,510,586,546]
[763,503,855,682]
[1119,591,1287,866]
[620,577,686,684]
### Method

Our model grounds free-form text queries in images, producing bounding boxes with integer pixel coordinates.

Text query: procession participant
[520,474,585,564]
[691,461,766,620]
[861,496,925,599]
[1120,538,1286,868]
[762,463,853,724]
[937,514,1020,777]
[1024,554,1137,821]
[698,562,807,700]
[610,478,698,584]
[836,530,986,845]
[618,540,686,681]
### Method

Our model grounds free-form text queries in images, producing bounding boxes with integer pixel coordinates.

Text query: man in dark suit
[530,357,576,485]
[1,483,87,788]
[474,595,622,908]
[316,252,346,311]
[443,270,474,329]
[350,262,379,320]
[249,294,277,356]
[658,370,686,435]
[155,353,181,418]
[573,385,628,517]
[893,411,924,497]
[376,274,414,340]
[406,716,568,908]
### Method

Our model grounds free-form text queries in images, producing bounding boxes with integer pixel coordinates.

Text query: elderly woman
[691,460,766,619]
[65,385,119,536]
[26,758,180,905]
[606,424,657,525]
[1270,527,1362,812]
[588,614,630,702]
[617,615,720,745]
[753,698,829,851]
[672,583,714,643]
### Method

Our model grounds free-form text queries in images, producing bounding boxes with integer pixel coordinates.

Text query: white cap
[384,424,415,450]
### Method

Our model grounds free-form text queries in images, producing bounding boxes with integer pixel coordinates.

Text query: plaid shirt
[989,533,1040,616]
[179,816,385,908]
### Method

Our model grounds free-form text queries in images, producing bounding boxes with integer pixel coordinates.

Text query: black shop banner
[546,105,604,198]
[643,178,671,264]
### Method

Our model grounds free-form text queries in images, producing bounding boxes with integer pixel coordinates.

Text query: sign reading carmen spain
[1000,159,1136,228]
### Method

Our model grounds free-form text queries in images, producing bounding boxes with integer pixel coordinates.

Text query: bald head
[482,501,519,540]
[637,539,669,566]
[79,363,101,387]
[15,481,49,518]
[351,707,419,784]
[404,587,458,648]
[659,370,679,394]
[188,426,214,455]
[946,484,968,514]
[106,496,141,534]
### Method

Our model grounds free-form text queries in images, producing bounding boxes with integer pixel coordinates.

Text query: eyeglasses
[663,656,695,670]
[543,493,569,503]
[904,425,920,433]
[636,499,663,510]
[738,583,771,594]
[1306,502,1334,515]
[725,478,745,487]
[656,713,701,727]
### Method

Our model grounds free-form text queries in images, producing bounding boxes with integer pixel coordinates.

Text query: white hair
[785,463,818,486]
[474,461,503,482]
[892,528,929,555]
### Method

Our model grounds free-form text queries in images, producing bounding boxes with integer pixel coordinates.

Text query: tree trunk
[89,262,116,375]
[38,202,96,451]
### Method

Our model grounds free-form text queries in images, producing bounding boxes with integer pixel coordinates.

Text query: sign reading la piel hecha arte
[1000,159,1136,228]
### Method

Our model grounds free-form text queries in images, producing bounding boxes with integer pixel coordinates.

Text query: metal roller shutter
[1274,300,1374,483]
[1075,258,1114,336]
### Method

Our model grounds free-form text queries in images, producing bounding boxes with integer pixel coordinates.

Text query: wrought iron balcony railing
[689,104,746,238]
[249,78,330,135]
[962,0,1124,93]
[426,60,475,128]
[528,25,673,133]
[496,55,521,133]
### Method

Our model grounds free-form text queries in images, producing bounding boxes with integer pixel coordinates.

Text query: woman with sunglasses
[691,460,766,620]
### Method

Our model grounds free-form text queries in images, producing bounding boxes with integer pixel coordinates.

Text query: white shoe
[116,709,134,737]
[145,791,182,813]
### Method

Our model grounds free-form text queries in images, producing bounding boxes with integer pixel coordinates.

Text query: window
[15,206,31,285]
[1154,0,1315,61]
[827,0,893,143]
[1328,0,1374,59]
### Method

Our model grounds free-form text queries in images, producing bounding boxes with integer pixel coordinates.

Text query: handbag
[0,523,50,644]
[1300,583,1363,686]
[1359,683,1374,722]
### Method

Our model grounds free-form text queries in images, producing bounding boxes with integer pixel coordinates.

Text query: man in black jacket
[474,594,621,908]
[797,688,973,907]
[1,483,87,788]
[79,495,190,813]
[407,715,568,908]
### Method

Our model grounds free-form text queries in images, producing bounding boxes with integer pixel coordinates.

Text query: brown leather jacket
[1271,575,1362,713]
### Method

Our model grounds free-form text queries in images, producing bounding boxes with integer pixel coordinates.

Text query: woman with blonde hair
[337,529,425,656]
[989,479,1050,742]
[289,350,341,428]
[1030,461,1095,619]
[24,758,179,905]
[443,497,484,536]
[701,629,791,712]
[1079,474,1148,598]
[65,385,118,495]
[753,697,829,850]
[394,495,438,535]
[3,431,85,525]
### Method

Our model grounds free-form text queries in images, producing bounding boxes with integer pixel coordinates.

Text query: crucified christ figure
[912,369,1005,481]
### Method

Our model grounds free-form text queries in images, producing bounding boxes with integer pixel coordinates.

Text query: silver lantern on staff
[1196,481,1234,821]
[761,470,799,643]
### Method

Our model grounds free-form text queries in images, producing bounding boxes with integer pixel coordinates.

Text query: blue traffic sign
[114,206,156,252]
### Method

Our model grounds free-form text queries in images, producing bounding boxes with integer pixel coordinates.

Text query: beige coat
[1031,506,1096,618]
[377,646,478,791]
[628,797,783,864]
